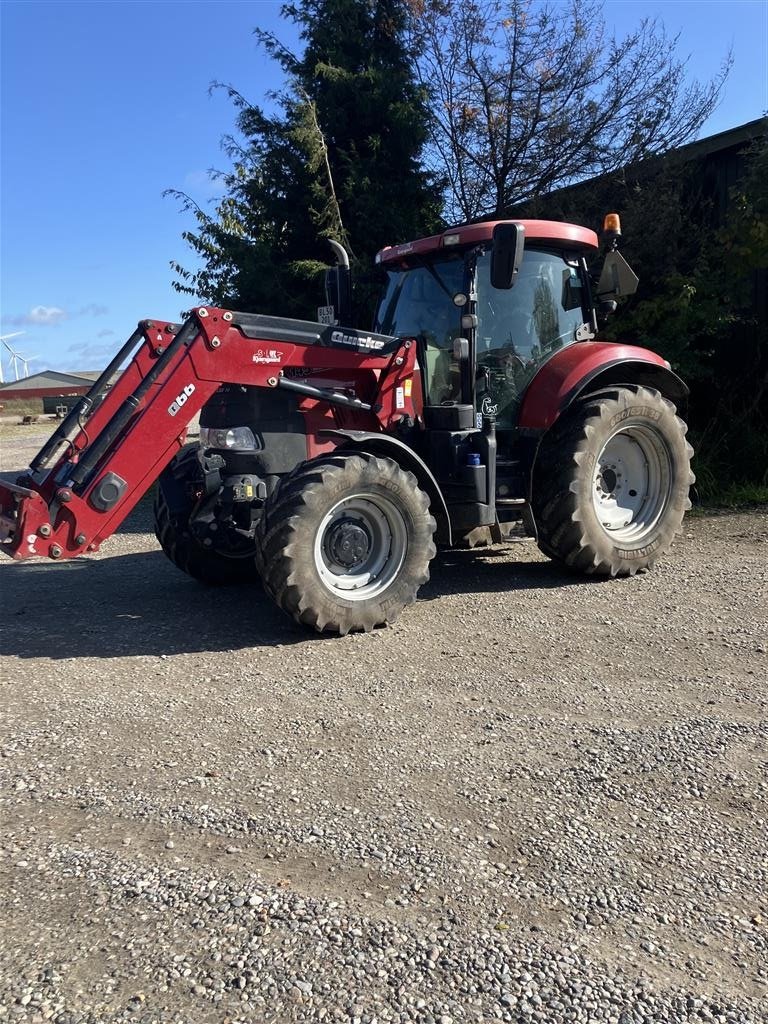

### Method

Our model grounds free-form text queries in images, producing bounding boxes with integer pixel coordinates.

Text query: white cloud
[65,341,117,367]
[3,303,109,327]
[5,305,68,326]
[30,305,68,325]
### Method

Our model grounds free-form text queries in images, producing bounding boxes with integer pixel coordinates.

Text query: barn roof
[0,370,96,392]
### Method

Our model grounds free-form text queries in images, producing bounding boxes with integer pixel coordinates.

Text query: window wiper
[408,255,458,301]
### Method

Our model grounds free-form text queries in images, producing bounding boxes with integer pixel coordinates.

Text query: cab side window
[375,258,465,406]
[475,249,587,427]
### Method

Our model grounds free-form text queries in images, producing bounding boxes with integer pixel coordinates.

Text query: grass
[692,482,768,511]
[0,398,45,416]
[690,443,768,510]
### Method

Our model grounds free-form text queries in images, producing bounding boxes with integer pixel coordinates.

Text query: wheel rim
[591,424,672,542]
[314,493,407,601]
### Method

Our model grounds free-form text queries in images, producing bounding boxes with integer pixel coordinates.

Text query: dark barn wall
[509,118,768,496]
[0,385,90,402]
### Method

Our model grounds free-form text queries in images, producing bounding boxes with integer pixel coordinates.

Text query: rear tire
[532,386,694,575]
[256,453,436,634]
[154,447,259,586]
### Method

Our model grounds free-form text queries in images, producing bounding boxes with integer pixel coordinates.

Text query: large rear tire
[154,447,259,586]
[256,453,436,634]
[531,386,694,576]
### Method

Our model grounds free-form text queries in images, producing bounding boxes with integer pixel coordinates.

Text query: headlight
[199,425,261,451]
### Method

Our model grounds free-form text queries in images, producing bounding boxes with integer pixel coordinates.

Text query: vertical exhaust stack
[324,240,353,327]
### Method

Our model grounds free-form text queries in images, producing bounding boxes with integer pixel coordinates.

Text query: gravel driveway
[1,429,766,1023]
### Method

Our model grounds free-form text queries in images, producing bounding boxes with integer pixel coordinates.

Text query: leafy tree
[170,0,443,320]
[407,0,731,222]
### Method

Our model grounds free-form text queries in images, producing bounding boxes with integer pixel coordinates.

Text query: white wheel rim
[591,424,672,542]
[313,494,408,601]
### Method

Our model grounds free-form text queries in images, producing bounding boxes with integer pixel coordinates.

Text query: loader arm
[0,307,416,562]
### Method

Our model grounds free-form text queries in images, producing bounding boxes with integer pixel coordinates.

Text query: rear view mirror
[453,337,472,404]
[596,251,639,298]
[490,223,525,289]
[452,337,470,361]
[561,268,583,311]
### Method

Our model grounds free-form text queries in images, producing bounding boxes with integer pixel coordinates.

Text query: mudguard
[319,428,452,545]
[518,343,688,433]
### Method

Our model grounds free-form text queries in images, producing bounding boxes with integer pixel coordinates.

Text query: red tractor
[0,216,693,634]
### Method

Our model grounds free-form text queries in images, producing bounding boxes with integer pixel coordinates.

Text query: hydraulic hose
[29,327,145,473]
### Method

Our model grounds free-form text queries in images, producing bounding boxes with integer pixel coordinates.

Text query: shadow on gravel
[1,551,306,661]
[420,547,604,601]
[112,492,158,534]
[2,544,604,661]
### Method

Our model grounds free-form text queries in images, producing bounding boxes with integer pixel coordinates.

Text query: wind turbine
[19,353,40,378]
[0,332,26,384]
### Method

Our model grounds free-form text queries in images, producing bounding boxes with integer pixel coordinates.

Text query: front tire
[256,453,436,634]
[532,386,694,575]
[154,447,260,586]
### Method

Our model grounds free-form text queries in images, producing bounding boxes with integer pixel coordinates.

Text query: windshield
[374,255,465,405]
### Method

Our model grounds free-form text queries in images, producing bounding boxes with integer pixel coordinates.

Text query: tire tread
[532,386,694,576]
[255,452,435,634]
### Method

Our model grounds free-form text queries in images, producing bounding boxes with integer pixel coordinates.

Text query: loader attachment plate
[0,478,51,559]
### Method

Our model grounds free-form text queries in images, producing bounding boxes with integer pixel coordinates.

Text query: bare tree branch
[408,0,731,221]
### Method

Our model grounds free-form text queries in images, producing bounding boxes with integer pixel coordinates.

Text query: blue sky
[1,0,766,374]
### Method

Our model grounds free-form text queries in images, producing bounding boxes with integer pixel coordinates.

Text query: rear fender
[319,429,452,545]
[519,344,689,537]
[518,343,688,433]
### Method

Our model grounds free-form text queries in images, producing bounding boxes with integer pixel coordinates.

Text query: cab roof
[376,219,599,265]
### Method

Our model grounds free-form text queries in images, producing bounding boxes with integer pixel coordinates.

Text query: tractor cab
[373,221,601,435]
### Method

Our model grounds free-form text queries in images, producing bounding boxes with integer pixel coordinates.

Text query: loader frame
[0,308,418,562]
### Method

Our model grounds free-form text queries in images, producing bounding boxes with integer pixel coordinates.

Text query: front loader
[0,216,694,634]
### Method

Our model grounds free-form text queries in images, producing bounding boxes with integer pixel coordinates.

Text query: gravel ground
[1,429,766,1024]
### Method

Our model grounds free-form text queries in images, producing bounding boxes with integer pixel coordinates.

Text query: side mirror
[596,298,618,328]
[452,337,470,361]
[452,337,472,405]
[490,223,525,290]
[596,251,639,299]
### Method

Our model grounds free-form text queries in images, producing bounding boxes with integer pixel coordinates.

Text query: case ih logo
[330,330,385,351]
[168,383,195,417]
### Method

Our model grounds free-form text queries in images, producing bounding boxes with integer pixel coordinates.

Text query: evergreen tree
[170,0,443,321]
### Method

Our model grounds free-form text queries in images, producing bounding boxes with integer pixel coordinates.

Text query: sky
[1,0,766,375]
